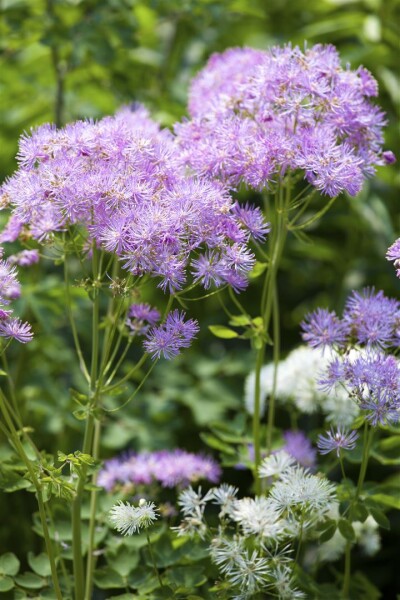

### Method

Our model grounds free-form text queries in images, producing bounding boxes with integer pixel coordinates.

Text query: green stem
[342,422,373,599]
[0,392,63,600]
[253,182,289,489]
[85,419,101,600]
[72,245,101,600]
[146,531,164,588]
[266,284,280,453]
[64,256,90,382]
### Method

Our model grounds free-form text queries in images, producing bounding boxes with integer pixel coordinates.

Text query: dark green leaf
[338,519,355,541]
[368,508,390,530]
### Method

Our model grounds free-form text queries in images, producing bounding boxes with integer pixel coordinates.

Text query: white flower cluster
[175,466,336,599]
[244,345,359,427]
[109,499,159,535]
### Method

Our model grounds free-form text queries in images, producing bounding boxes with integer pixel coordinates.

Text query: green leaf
[106,546,139,577]
[228,314,251,326]
[368,493,400,510]
[372,436,400,465]
[338,519,355,541]
[165,566,206,588]
[368,508,390,530]
[0,553,20,576]
[319,522,337,543]
[199,433,236,455]
[27,553,52,577]
[94,567,125,589]
[208,325,238,339]
[0,575,14,592]
[248,261,267,279]
[14,572,45,589]
[352,501,369,522]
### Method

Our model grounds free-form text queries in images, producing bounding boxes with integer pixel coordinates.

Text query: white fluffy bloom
[226,549,270,594]
[109,499,158,535]
[210,535,246,574]
[317,528,347,562]
[322,385,360,427]
[244,346,329,416]
[245,345,359,426]
[177,486,213,518]
[270,466,336,519]
[354,516,381,556]
[271,565,306,599]
[211,483,239,516]
[259,450,296,479]
[232,496,286,539]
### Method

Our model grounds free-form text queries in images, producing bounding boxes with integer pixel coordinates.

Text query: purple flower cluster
[125,302,160,337]
[0,247,33,344]
[143,309,199,360]
[302,289,400,427]
[0,105,267,294]
[176,44,392,195]
[97,449,221,491]
[301,288,400,350]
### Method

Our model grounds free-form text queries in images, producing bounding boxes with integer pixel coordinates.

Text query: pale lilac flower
[343,288,400,348]
[176,44,391,197]
[0,317,33,343]
[301,308,347,349]
[317,428,359,457]
[283,431,316,469]
[1,105,263,295]
[9,249,40,267]
[125,303,160,336]
[97,449,221,491]
[143,310,199,360]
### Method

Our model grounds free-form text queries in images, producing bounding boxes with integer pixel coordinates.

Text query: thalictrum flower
[109,499,159,535]
[317,428,359,457]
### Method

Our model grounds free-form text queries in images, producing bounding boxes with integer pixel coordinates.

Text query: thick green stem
[0,393,63,600]
[72,245,101,600]
[342,422,373,599]
[267,285,280,453]
[85,419,101,600]
[253,183,289,489]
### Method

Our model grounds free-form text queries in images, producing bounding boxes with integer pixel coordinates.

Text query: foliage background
[0,0,399,596]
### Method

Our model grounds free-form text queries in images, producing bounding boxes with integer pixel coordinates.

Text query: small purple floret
[317,428,359,457]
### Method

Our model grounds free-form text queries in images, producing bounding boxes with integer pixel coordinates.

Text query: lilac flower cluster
[302,289,400,427]
[302,288,400,350]
[176,44,393,195]
[97,449,221,491]
[143,309,199,360]
[0,247,33,344]
[0,105,267,294]
[125,302,160,337]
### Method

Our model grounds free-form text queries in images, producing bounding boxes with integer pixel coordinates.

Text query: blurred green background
[0,0,399,593]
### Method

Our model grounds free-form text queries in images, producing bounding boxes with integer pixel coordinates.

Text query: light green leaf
[14,572,45,589]
[27,553,52,578]
[208,325,238,339]
[0,553,20,576]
